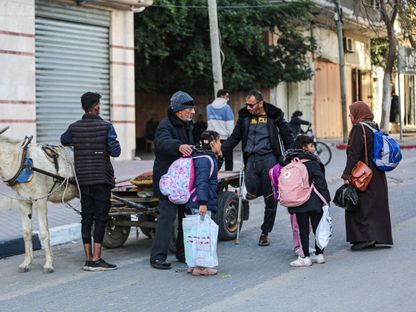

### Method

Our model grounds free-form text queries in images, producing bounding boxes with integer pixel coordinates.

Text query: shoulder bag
[349,124,373,192]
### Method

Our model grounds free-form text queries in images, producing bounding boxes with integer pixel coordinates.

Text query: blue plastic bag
[183,214,218,268]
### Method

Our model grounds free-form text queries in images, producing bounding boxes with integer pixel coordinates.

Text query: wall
[135,89,271,142]
[109,9,136,160]
[0,0,136,160]
[0,0,36,140]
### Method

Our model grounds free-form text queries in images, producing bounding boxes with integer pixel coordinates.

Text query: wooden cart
[103,171,250,249]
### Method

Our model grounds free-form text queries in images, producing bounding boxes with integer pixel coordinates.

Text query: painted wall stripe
[112,120,135,124]
[110,44,134,51]
[0,119,36,123]
[112,104,135,108]
[110,61,134,66]
[0,50,34,56]
[0,30,35,38]
[0,100,35,105]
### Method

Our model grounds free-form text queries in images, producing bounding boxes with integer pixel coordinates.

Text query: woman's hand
[199,205,207,216]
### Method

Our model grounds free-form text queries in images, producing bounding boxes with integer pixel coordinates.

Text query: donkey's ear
[0,126,10,135]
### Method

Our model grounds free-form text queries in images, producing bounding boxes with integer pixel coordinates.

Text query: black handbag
[333,184,359,212]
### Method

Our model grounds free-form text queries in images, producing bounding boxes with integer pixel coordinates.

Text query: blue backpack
[361,122,402,171]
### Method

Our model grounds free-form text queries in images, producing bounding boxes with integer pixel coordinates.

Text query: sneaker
[310,253,325,264]
[83,261,92,271]
[88,258,117,271]
[290,256,312,267]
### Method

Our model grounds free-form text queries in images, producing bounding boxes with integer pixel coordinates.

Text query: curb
[0,222,81,259]
[335,143,416,150]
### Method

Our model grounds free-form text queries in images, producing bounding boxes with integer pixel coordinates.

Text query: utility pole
[333,0,348,143]
[207,0,223,96]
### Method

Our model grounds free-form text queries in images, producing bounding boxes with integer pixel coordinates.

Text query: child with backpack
[280,135,331,267]
[186,130,223,276]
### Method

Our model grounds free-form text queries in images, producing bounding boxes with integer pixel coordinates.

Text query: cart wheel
[139,215,155,239]
[214,191,243,241]
[102,217,131,249]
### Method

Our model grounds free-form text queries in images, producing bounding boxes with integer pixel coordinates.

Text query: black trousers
[150,198,185,262]
[244,154,278,234]
[220,140,234,171]
[80,184,111,244]
[296,211,324,257]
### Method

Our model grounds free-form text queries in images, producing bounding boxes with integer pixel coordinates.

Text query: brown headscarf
[349,101,374,125]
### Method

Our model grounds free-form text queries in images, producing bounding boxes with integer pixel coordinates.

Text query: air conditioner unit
[77,0,153,11]
[343,37,355,53]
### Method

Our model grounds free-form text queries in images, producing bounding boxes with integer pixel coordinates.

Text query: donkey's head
[0,126,23,177]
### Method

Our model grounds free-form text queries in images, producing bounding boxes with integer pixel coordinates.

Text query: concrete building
[270,0,384,138]
[0,0,152,160]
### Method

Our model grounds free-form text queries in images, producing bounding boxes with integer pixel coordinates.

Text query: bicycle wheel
[315,141,332,166]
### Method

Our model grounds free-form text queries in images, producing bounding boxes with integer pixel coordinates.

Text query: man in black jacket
[61,92,121,271]
[150,90,195,270]
[222,89,294,246]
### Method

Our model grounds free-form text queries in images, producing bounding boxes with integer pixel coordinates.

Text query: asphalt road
[1,148,415,312]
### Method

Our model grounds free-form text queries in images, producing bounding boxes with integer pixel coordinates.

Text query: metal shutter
[35,0,110,144]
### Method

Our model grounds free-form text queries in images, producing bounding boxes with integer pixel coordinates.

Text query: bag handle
[312,184,328,206]
[360,123,369,165]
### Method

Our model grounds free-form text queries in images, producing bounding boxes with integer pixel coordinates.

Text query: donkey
[0,126,78,273]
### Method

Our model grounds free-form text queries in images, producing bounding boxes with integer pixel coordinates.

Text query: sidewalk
[0,160,154,258]
[332,131,416,150]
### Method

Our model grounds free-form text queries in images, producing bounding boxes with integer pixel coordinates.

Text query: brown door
[314,60,343,138]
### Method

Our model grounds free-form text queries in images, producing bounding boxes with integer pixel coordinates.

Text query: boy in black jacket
[284,135,331,267]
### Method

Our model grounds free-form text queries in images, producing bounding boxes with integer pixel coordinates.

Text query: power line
[150,3,292,9]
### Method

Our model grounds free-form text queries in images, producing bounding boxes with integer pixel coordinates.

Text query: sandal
[258,233,270,246]
[191,267,218,276]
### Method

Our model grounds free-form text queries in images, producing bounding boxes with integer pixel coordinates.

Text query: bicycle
[301,124,332,166]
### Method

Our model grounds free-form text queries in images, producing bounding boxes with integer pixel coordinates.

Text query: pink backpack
[278,158,313,208]
[159,155,214,204]
[268,164,283,200]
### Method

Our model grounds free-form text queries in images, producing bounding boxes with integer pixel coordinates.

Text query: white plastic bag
[183,214,219,268]
[315,205,332,250]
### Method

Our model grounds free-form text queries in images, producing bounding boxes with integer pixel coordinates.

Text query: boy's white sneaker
[310,253,325,264]
[290,256,312,267]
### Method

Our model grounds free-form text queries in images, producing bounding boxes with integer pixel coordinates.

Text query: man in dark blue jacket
[61,92,121,271]
[150,91,195,270]
[222,89,294,246]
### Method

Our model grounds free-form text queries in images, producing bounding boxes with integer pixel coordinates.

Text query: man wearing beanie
[150,90,195,270]
[61,91,121,271]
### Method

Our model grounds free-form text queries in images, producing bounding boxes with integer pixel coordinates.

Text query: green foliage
[371,38,390,68]
[134,0,316,94]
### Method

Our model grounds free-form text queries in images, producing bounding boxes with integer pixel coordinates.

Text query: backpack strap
[192,155,215,178]
[359,123,369,165]
[360,122,377,133]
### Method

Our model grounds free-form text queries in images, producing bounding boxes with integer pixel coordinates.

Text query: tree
[399,0,416,48]
[134,0,316,94]
[360,0,400,131]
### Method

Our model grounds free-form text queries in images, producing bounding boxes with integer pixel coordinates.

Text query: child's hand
[199,205,207,216]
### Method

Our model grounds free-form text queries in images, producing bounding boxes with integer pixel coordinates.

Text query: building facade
[0,0,151,160]
[270,0,384,138]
